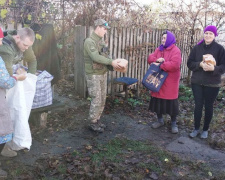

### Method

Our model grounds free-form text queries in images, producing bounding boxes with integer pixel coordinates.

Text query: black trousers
[0,143,5,152]
[192,84,219,131]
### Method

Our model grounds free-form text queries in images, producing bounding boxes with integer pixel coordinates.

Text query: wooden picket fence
[74,26,201,98]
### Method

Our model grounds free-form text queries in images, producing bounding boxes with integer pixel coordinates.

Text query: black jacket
[187,40,225,85]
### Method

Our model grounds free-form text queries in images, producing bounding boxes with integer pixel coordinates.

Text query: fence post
[74,26,87,98]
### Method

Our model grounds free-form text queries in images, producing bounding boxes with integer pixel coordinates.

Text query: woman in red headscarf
[187,25,225,139]
[147,30,182,134]
[0,28,26,178]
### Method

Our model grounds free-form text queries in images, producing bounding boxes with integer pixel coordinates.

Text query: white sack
[6,73,37,150]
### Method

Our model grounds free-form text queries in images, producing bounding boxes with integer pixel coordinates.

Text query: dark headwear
[197,25,218,45]
[159,30,176,51]
[94,19,110,29]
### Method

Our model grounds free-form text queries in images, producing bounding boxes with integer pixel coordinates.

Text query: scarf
[159,30,176,51]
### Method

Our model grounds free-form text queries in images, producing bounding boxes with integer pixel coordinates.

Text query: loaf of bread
[204,59,216,66]
[113,59,128,73]
[203,54,216,66]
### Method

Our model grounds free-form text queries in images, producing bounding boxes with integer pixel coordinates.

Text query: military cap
[94,19,110,29]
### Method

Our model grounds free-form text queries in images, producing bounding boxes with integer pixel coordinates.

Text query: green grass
[88,138,222,179]
[11,168,24,177]
[127,98,143,107]
[179,84,194,101]
[41,178,60,180]
[138,162,161,173]
[7,137,221,180]
[91,138,171,164]
[72,149,80,157]
[91,138,124,162]
[58,164,67,174]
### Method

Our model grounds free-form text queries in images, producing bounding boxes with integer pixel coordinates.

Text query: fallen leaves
[85,145,93,150]
[164,158,169,163]
[149,172,158,180]
[208,171,213,177]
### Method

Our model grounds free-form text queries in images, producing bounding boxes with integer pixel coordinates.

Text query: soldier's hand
[112,60,122,69]
[15,74,27,81]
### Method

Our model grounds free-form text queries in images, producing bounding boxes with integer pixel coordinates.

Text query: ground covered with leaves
[1,80,225,180]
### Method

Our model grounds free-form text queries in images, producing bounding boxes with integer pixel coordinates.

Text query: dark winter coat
[187,40,225,86]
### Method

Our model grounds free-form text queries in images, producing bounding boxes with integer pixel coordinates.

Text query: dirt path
[1,93,225,177]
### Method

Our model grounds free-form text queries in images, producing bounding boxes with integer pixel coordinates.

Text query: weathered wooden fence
[74,26,201,98]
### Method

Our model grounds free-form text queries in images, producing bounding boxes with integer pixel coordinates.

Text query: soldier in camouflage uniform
[84,19,121,132]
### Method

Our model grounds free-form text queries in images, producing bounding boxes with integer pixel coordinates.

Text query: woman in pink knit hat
[187,25,225,139]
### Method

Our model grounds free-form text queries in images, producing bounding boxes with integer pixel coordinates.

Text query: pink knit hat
[204,25,218,36]
[197,25,218,45]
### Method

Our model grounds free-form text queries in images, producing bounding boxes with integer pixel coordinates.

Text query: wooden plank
[17,23,22,30]
[143,32,149,81]
[108,27,114,94]
[74,26,86,98]
[125,28,131,77]
[112,27,117,93]
[122,27,126,60]
[141,31,147,83]
[117,27,122,80]
[182,30,188,79]
[119,27,127,92]
[130,28,135,78]
[7,23,14,30]
[137,28,142,81]
[131,28,137,78]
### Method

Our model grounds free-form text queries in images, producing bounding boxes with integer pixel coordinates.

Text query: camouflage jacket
[83,32,112,75]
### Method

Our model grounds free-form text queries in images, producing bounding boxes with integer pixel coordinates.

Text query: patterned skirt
[0,133,13,144]
[149,97,179,116]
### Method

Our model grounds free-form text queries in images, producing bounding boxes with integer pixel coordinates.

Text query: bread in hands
[203,54,216,66]
[204,59,216,66]
[113,59,128,73]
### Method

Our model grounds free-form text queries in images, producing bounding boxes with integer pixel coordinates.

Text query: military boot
[89,123,104,133]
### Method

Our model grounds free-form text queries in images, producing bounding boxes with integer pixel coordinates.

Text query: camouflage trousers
[86,73,107,123]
